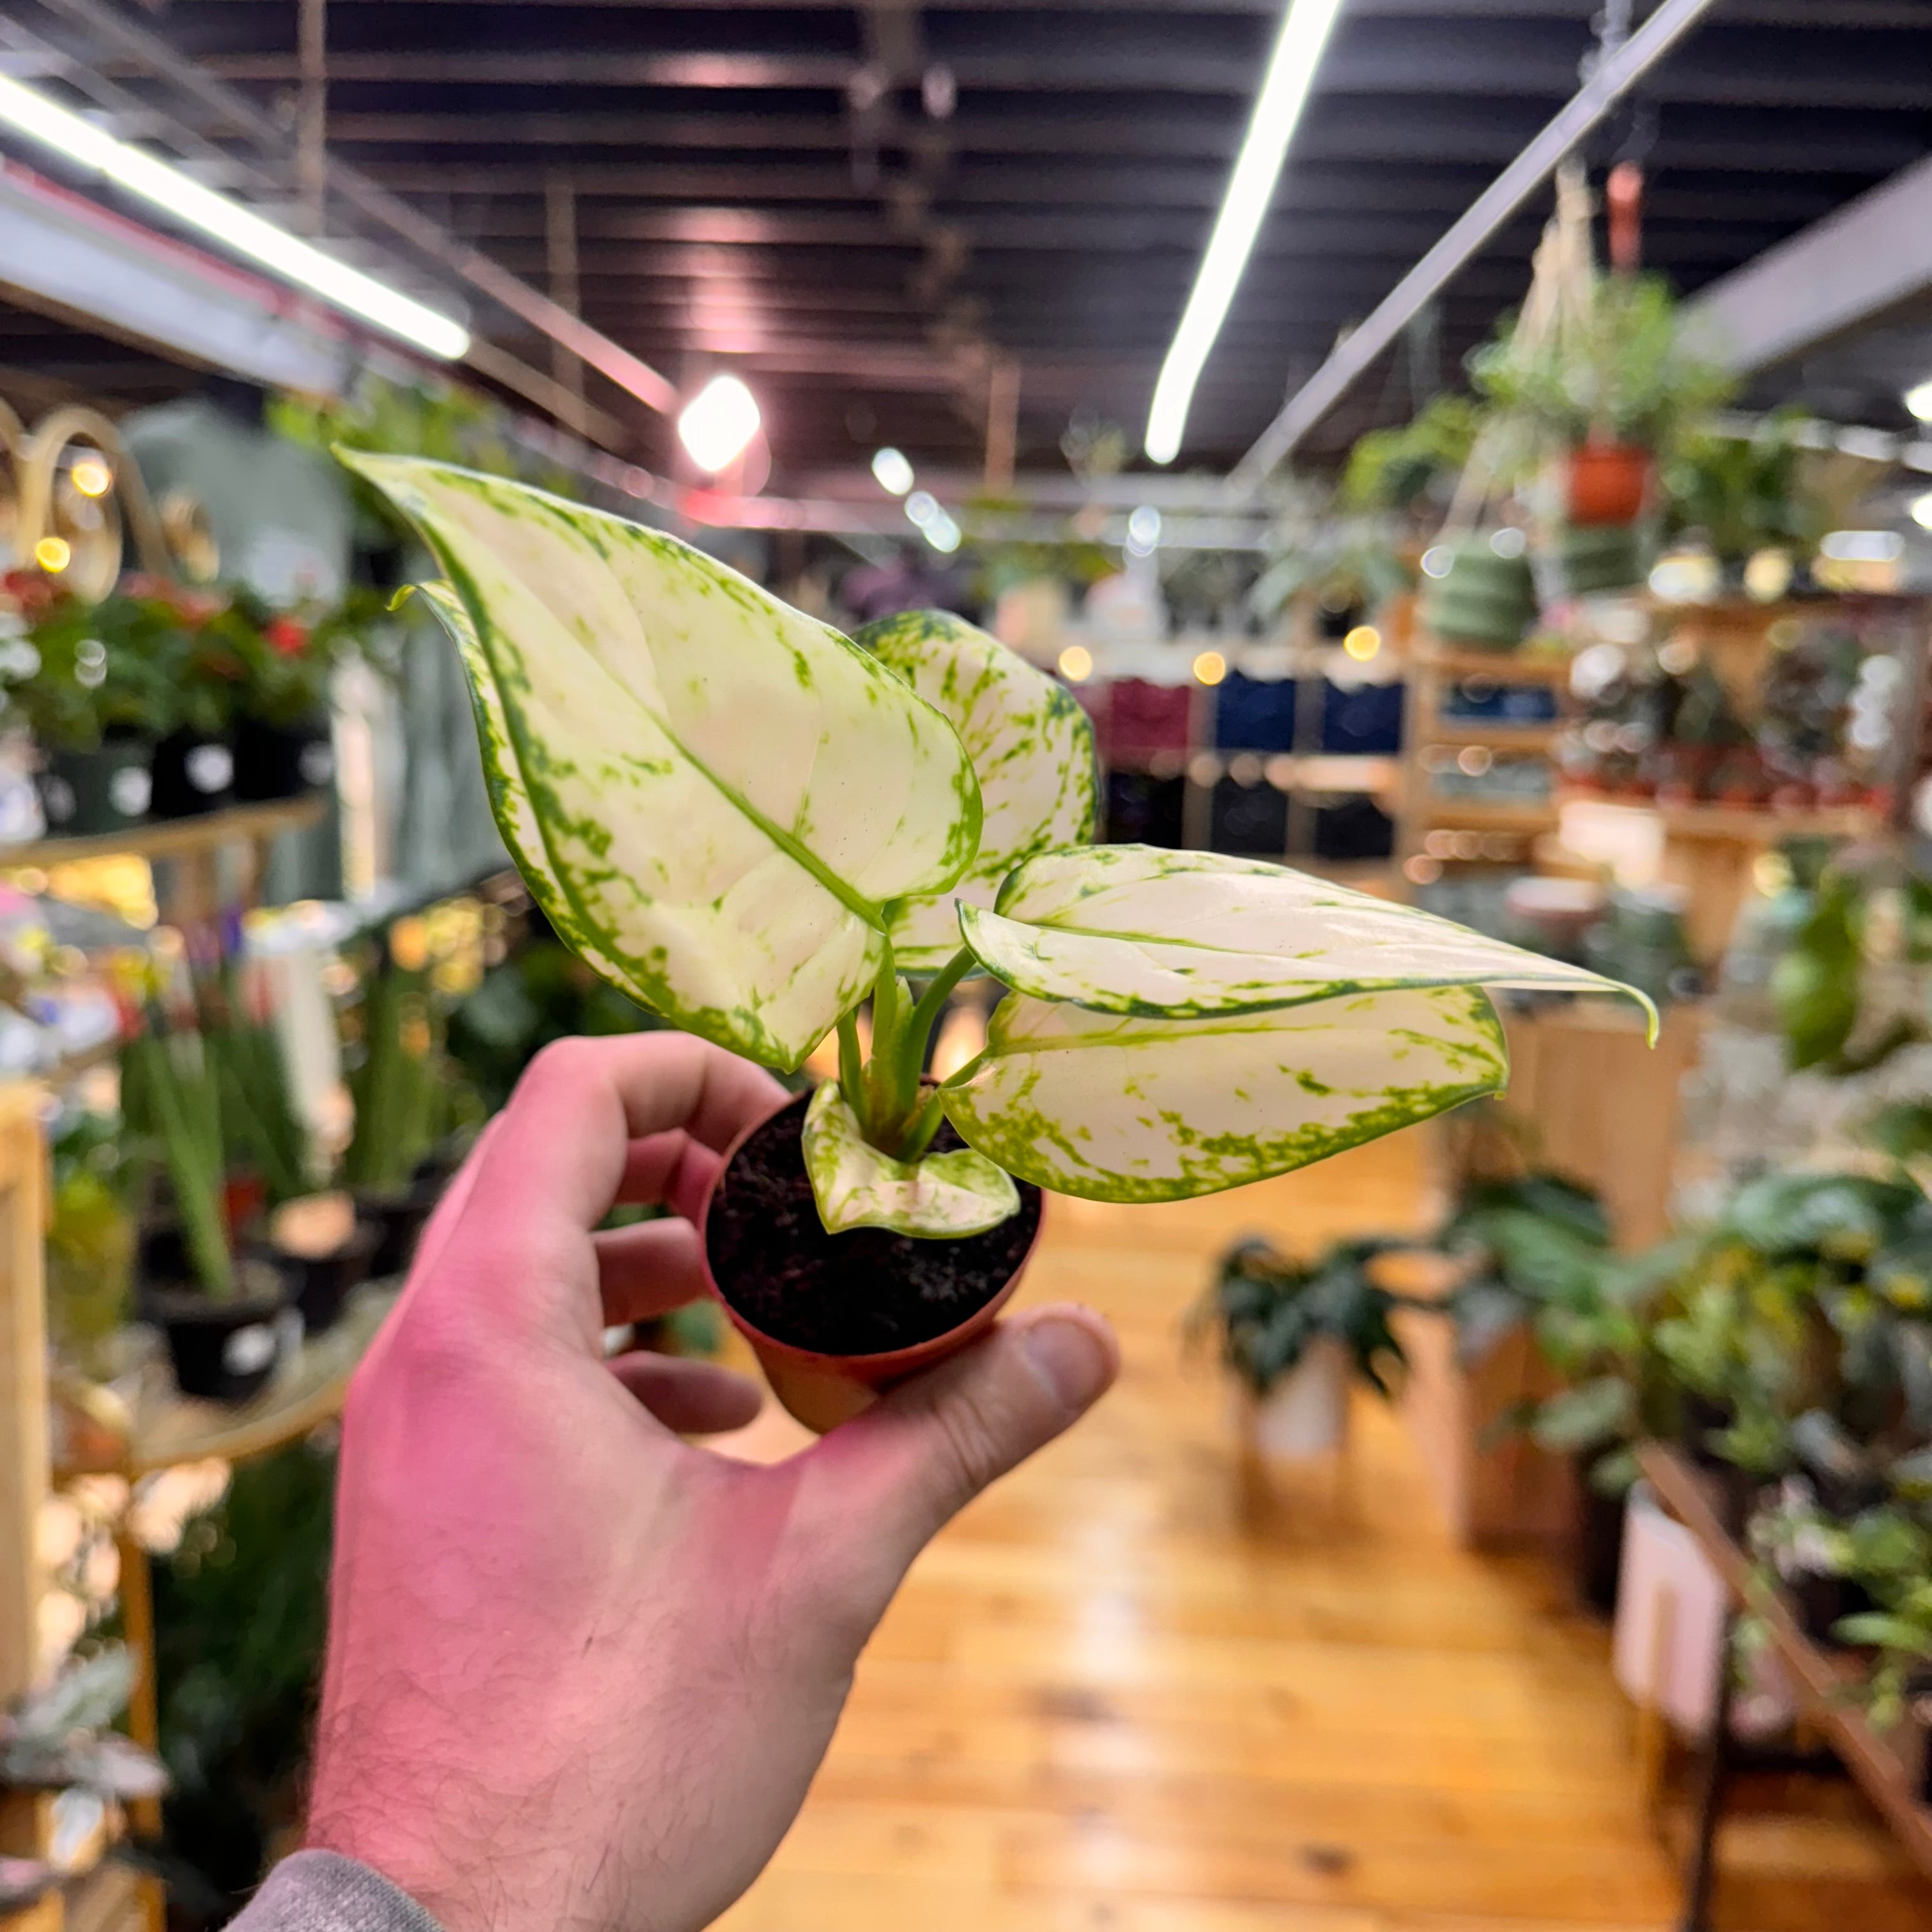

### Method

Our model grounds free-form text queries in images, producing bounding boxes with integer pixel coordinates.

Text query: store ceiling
[6,0,1932,486]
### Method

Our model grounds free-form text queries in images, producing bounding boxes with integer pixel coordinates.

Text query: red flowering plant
[206,584,384,730]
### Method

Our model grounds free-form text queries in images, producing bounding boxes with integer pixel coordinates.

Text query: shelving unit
[0,798,323,871]
[1397,634,1575,878]
[1637,1443,1932,1928]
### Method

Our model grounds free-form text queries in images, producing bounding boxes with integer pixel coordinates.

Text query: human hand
[305,1033,1117,1932]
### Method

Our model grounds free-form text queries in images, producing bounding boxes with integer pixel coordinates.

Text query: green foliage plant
[1193,1236,1413,1399]
[343,454,1650,1245]
[1469,272,1733,457]
[121,1022,235,1302]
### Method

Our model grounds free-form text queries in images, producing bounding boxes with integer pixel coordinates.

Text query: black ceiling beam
[183,38,1932,112]
[162,0,1932,19]
[356,162,1848,229]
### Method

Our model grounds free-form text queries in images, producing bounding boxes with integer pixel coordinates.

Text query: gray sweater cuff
[236,1851,445,1932]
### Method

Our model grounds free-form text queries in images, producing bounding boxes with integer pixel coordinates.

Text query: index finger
[427,1032,783,1310]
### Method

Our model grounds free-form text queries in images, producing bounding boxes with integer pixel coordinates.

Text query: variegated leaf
[941,985,1507,1202]
[413,580,658,1008]
[802,1080,1020,1237]
[965,845,1655,1032]
[344,454,981,1071]
[855,610,1097,970]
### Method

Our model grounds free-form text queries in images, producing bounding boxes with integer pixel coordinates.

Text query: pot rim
[697,1081,1043,1378]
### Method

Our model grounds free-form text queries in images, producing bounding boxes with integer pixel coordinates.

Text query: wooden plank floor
[713,1132,1932,1932]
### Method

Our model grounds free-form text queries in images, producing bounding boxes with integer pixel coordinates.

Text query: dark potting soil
[705,1091,1041,1356]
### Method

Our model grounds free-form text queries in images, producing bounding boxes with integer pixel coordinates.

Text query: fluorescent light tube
[0,72,470,361]
[1144,0,1343,465]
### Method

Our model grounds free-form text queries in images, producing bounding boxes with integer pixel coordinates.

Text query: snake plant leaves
[855,610,1098,969]
[963,845,1656,1032]
[940,984,1507,1202]
[802,1080,1020,1238]
[342,454,981,1071]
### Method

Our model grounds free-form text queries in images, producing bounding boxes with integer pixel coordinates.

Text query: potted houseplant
[43,1111,136,1380]
[1193,1236,1411,1459]
[341,956,471,1279]
[4,581,176,836]
[122,1020,296,1404]
[345,454,1650,1429]
[222,588,371,802]
[1469,273,1733,531]
[1418,530,1538,651]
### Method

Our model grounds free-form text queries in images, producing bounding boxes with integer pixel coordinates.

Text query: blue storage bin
[1213,671,1297,751]
[1321,680,1406,753]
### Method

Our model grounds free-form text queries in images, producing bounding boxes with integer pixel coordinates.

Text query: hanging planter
[1419,535,1538,652]
[1563,442,1652,527]
[1555,522,1649,597]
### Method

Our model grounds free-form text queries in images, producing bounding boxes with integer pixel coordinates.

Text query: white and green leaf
[855,610,1097,970]
[940,984,1508,1202]
[343,454,981,1071]
[966,845,1655,1032]
[802,1080,1020,1237]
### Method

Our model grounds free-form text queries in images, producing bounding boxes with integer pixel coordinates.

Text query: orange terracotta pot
[698,1087,1043,1433]
[1564,443,1652,526]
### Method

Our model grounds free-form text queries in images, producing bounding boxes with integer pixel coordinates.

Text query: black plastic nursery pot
[150,728,236,819]
[354,1180,442,1281]
[700,1088,1043,1432]
[146,1259,298,1405]
[233,714,335,803]
[263,1220,379,1335]
[1574,1470,1628,1618]
[36,734,155,837]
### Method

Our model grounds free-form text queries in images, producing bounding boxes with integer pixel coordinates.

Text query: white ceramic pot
[1247,1338,1351,1460]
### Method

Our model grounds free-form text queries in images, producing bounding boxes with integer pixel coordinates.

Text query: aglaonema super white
[348,454,1652,1240]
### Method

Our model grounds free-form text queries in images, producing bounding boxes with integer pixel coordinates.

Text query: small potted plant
[1193,1236,1412,1459]
[44,1112,136,1381]
[346,455,1650,1428]
[122,1018,296,1404]
[4,581,176,835]
[341,954,471,1278]
[222,588,371,802]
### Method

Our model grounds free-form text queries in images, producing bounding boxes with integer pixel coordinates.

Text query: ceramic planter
[1242,1338,1351,1461]
[36,734,154,837]
[1418,537,1537,652]
[1556,523,1648,597]
[699,1087,1043,1432]
[1563,443,1651,527]
[233,714,335,802]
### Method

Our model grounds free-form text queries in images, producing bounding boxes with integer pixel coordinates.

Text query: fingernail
[1020,1314,1114,1414]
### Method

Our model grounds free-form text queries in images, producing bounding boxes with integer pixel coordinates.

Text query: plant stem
[894,947,975,1101]
[837,1009,866,1129]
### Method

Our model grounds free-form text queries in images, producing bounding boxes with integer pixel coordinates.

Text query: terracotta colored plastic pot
[1563,443,1651,526]
[698,1087,1043,1433]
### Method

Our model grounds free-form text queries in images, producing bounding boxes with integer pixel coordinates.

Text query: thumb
[804,1305,1118,1593]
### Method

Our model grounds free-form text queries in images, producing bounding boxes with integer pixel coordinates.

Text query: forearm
[231,1853,444,1932]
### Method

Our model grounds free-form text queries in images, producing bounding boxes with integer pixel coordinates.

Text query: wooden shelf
[1414,646,1575,686]
[0,795,324,869]
[1637,1443,1932,1881]
[57,1283,397,1481]
[1418,798,1560,833]
[1419,723,1564,754]
[1556,795,1881,844]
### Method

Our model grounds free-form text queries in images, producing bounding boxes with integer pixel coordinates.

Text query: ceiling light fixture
[1912,491,1932,532]
[1143,0,1344,465]
[871,447,915,495]
[0,72,470,361]
[677,375,762,473]
[1908,381,1932,424]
